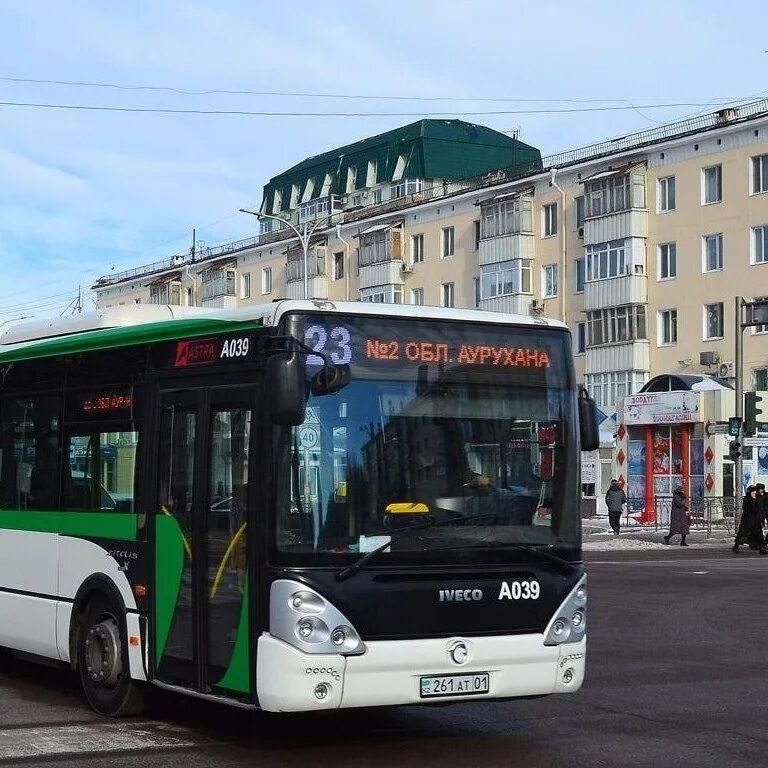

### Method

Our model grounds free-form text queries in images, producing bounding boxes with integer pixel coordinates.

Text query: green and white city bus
[0,300,598,715]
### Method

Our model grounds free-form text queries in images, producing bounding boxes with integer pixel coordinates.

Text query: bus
[0,300,599,715]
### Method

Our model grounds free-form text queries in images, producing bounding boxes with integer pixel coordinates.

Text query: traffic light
[729,440,742,462]
[744,391,764,437]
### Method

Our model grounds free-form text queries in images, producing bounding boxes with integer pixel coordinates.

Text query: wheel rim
[84,618,123,688]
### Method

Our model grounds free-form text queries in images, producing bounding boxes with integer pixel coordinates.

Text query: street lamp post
[239,208,323,300]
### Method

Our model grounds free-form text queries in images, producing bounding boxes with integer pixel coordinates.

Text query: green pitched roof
[262,119,541,211]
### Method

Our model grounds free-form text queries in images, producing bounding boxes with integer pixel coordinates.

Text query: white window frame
[586,239,627,281]
[703,302,724,340]
[702,164,722,205]
[753,367,768,389]
[333,251,344,281]
[542,264,558,298]
[261,267,272,295]
[441,281,455,308]
[702,233,723,272]
[411,233,424,263]
[658,242,677,280]
[752,295,768,334]
[575,258,585,293]
[658,175,676,212]
[751,225,768,265]
[441,226,455,259]
[411,287,424,306]
[542,202,558,237]
[576,322,586,354]
[751,154,768,195]
[241,272,251,299]
[658,309,678,346]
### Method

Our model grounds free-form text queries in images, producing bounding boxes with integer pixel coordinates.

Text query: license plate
[419,672,490,699]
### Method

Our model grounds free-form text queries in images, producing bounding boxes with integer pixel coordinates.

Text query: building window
[703,233,723,272]
[372,188,383,204]
[752,225,768,265]
[441,226,455,258]
[202,269,236,301]
[576,322,586,354]
[587,306,647,346]
[359,229,390,267]
[241,272,251,299]
[473,277,480,307]
[411,233,424,263]
[754,368,768,390]
[704,302,724,340]
[149,282,181,305]
[585,371,646,409]
[658,309,678,345]
[480,260,531,299]
[441,282,455,308]
[411,287,424,306]
[752,154,768,194]
[542,203,558,237]
[390,178,423,199]
[542,264,558,298]
[574,196,585,228]
[658,176,676,212]
[658,242,677,280]
[702,164,722,204]
[575,258,585,293]
[480,197,533,238]
[474,220,481,250]
[586,239,626,281]
[333,252,344,280]
[261,267,272,295]
[585,173,635,217]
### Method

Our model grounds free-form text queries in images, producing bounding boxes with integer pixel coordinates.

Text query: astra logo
[438,589,483,602]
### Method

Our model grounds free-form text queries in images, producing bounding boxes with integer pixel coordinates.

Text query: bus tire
[77,594,146,717]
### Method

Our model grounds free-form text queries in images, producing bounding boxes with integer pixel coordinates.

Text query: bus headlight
[543,576,587,646]
[271,580,366,656]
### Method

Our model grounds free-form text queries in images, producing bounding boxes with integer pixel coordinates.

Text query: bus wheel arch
[69,575,146,716]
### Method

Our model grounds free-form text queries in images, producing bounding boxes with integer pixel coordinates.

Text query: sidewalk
[582,513,734,551]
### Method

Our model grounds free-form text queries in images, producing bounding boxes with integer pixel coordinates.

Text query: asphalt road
[2,548,768,768]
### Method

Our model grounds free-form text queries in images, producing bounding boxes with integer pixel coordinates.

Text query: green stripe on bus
[154,515,185,662]
[0,317,263,364]
[215,581,250,693]
[0,510,138,539]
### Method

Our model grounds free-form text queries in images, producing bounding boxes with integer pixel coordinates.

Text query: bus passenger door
[152,386,255,698]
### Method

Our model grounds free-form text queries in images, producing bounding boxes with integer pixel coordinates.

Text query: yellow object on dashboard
[385,502,430,515]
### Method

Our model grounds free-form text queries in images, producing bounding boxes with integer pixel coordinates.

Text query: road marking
[0,721,195,760]
[687,571,709,575]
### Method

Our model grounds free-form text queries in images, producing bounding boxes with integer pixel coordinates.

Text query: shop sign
[623,391,699,425]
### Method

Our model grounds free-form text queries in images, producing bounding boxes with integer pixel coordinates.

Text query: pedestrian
[663,484,690,546]
[732,486,768,554]
[605,479,626,535]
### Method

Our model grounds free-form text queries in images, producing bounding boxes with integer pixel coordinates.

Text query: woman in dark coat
[732,486,767,554]
[663,485,690,546]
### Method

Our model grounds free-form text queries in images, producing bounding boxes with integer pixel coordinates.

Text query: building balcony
[298,195,343,225]
[359,260,406,291]
[286,276,329,300]
[583,208,648,245]
[586,340,650,375]
[585,273,647,311]
[478,232,535,266]
[478,295,535,315]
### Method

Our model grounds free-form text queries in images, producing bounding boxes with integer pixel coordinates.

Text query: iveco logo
[438,589,483,602]
[448,640,469,665]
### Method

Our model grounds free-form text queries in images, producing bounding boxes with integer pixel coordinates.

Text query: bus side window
[0,395,61,511]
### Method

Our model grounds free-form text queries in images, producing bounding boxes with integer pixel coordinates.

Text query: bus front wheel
[77,595,145,716]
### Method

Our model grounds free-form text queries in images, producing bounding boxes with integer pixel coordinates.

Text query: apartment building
[94,101,768,508]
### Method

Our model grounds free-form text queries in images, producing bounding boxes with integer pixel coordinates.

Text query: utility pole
[735,296,744,528]
[191,228,196,261]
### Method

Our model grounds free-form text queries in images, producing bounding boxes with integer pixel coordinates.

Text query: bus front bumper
[256,633,585,712]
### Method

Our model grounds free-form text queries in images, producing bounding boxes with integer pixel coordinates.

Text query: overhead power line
[0,75,750,104]
[0,99,736,118]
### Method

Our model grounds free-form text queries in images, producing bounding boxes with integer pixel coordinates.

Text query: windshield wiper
[423,542,578,574]
[335,513,497,582]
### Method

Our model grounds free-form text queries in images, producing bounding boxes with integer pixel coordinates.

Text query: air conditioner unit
[699,350,720,366]
[577,226,585,238]
[401,262,413,274]
[530,299,544,314]
[718,361,735,379]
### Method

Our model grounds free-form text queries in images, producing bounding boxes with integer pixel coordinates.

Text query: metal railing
[622,496,735,537]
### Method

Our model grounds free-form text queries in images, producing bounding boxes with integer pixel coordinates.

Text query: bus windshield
[273,313,580,565]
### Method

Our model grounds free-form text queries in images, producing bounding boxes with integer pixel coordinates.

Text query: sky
[0,0,767,320]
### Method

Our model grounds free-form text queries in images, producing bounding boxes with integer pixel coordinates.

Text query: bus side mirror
[578,387,600,452]
[311,364,350,396]
[266,352,307,426]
